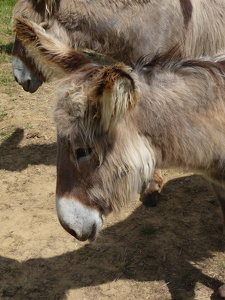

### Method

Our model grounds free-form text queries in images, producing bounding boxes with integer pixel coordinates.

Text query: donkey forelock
[54,63,138,141]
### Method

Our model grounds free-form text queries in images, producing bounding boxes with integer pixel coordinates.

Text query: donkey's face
[12,0,46,92]
[54,67,155,241]
[14,17,155,241]
[12,37,45,92]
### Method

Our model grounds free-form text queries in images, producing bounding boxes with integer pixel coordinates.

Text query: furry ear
[14,17,91,81]
[90,64,138,132]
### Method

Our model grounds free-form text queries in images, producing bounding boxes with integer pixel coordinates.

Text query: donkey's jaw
[56,196,103,241]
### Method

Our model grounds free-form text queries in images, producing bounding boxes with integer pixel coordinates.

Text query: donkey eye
[75,147,93,162]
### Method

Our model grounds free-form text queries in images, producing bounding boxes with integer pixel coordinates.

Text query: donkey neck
[55,0,184,65]
[132,68,225,170]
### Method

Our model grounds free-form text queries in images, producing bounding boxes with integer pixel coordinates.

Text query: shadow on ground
[0,128,56,171]
[1,175,225,299]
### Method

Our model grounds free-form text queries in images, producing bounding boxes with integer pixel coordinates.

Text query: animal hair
[135,49,225,88]
[36,0,56,17]
[13,9,225,225]
[13,0,225,67]
[14,17,92,81]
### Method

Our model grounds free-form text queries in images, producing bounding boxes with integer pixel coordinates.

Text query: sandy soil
[0,62,225,300]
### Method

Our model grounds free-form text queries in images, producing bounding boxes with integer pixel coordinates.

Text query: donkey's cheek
[56,196,103,241]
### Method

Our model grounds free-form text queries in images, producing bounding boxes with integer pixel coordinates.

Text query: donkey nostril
[21,79,31,92]
[67,228,87,241]
[26,79,31,89]
[68,228,78,238]
[58,219,84,240]
[67,227,94,241]
[14,76,18,83]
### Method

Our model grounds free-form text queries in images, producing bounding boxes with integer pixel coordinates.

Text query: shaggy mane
[136,48,225,84]
[36,0,56,16]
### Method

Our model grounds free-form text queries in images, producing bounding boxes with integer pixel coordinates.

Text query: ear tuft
[14,17,92,81]
[14,17,45,45]
[91,64,138,132]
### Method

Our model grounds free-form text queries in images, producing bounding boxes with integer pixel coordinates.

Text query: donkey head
[12,5,115,93]
[54,64,146,241]
[12,0,44,92]
[15,18,154,241]
[12,0,63,92]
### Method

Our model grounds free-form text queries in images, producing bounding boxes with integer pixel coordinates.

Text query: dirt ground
[0,60,225,300]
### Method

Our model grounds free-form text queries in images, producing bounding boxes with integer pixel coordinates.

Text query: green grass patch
[0,128,24,145]
[25,125,34,129]
[0,111,8,122]
[0,131,11,140]
[0,0,17,26]
[0,0,16,63]
[140,224,158,236]
[0,43,13,55]
[0,125,17,142]
[218,262,225,269]
[28,160,39,165]
[0,69,14,85]
[0,65,17,94]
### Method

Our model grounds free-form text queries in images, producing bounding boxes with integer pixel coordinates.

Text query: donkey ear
[14,17,91,81]
[91,64,138,132]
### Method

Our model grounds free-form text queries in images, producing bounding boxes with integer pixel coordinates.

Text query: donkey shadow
[0,42,13,55]
[1,176,225,300]
[0,128,56,171]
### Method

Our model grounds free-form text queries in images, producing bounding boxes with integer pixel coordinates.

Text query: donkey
[13,15,225,299]
[12,0,225,93]
[15,17,225,242]
[12,0,225,205]
[14,20,225,299]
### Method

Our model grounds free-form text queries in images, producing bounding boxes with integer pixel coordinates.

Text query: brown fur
[16,22,225,295]
[14,18,93,81]
[14,18,117,82]
[19,21,225,218]
[179,0,193,28]
[12,0,225,199]
[12,0,225,66]
[14,18,225,218]
[15,22,225,299]
[52,51,225,227]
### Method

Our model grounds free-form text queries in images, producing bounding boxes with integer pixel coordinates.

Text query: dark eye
[76,147,93,162]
